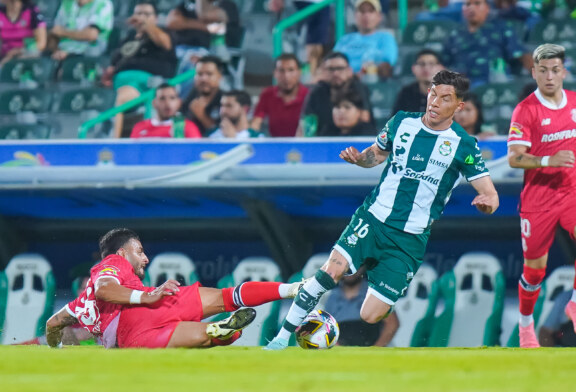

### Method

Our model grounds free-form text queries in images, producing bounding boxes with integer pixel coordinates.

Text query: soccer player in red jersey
[507,43,576,348]
[46,228,304,348]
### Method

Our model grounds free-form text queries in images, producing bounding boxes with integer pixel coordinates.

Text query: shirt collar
[535,88,567,110]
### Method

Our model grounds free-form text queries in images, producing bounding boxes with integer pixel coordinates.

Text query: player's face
[532,58,566,98]
[333,100,362,130]
[423,84,464,130]
[153,87,181,120]
[274,59,301,94]
[117,238,149,279]
[194,62,222,95]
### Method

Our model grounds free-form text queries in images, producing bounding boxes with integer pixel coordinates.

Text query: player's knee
[360,309,384,324]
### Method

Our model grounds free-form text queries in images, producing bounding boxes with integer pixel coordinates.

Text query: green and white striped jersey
[365,111,489,234]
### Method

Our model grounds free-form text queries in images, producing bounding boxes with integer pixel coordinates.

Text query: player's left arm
[469,175,499,215]
[508,144,575,169]
[46,307,79,348]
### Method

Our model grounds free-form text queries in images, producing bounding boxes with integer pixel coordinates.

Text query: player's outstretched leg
[206,308,257,339]
[518,265,545,348]
[264,270,336,350]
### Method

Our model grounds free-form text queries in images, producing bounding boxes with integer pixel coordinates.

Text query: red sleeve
[507,101,533,149]
[184,119,202,138]
[91,255,134,285]
[253,88,270,119]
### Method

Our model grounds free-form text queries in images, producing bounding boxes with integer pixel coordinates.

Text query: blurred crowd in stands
[0,0,575,140]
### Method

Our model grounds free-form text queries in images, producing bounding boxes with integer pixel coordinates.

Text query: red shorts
[520,195,576,260]
[117,282,204,348]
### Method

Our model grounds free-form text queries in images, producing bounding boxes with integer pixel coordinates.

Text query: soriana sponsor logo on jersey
[509,122,523,138]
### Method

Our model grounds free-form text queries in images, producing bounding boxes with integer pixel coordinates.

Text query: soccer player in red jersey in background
[507,43,576,348]
[46,228,305,348]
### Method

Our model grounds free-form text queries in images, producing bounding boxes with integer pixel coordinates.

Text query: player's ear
[116,248,125,257]
[455,100,465,113]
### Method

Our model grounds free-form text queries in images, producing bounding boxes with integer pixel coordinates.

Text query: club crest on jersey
[346,233,358,246]
[438,141,452,156]
[509,122,523,138]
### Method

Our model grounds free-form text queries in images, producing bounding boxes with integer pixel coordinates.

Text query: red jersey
[65,255,148,337]
[507,89,576,212]
[253,84,308,137]
[130,118,202,138]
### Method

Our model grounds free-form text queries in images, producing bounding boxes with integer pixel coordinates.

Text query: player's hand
[143,280,181,303]
[339,146,361,164]
[550,150,575,168]
[471,193,499,215]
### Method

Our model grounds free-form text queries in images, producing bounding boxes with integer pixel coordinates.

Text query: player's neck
[538,88,564,107]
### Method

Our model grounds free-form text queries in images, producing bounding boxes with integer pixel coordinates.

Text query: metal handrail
[77,69,196,139]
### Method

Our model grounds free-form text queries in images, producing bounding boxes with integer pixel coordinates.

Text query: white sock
[519,314,534,327]
[276,327,292,341]
[571,290,576,303]
[277,283,291,298]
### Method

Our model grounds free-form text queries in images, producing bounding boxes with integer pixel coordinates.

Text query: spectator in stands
[208,90,263,138]
[181,55,225,136]
[251,53,308,137]
[454,92,496,139]
[324,273,399,346]
[333,0,397,81]
[102,1,178,138]
[47,0,113,61]
[166,0,241,60]
[299,52,373,137]
[392,49,444,114]
[131,83,202,138]
[331,90,378,137]
[441,0,532,88]
[539,290,576,347]
[0,0,46,66]
[416,0,464,22]
[267,0,330,81]
[494,0,540,37]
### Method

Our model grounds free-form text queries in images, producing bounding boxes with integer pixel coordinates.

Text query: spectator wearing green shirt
[47,0,113,61]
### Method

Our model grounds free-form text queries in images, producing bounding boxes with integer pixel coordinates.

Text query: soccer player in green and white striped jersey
[265,70,499,350]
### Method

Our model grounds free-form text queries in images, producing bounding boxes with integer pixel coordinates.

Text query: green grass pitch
[1,346,574,392]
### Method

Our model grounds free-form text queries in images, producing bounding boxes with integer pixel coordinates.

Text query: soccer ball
[295,309,340,349]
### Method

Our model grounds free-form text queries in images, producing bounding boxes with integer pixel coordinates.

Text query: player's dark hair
[322,51,350,65]
[223,89,251,108]
[197,55,225,74]
[155,83,177,96]
[99,228,140,259]
[275,53,301,69]
[431,70,469,99]
[135,0,158,15]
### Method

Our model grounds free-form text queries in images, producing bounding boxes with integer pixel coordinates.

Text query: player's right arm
[46,307,79,348]
[95,277,181,305]
[508,145,575,169]
[340,143,389,168]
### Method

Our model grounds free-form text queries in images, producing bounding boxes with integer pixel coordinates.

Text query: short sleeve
[91,255,132,285]
[253,89,270,119]
[30,6,46,29]
[375,114,398,151]
[507,102,533,148]
[460,137,489,182]
[88,0,113,33]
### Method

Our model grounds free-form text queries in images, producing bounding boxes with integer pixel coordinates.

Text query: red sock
[221,282,282,312]
[518,265,546,316]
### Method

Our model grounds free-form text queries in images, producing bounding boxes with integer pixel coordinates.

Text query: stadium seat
[0,123,52,139]
[507,265,575,347]
[0,57,55,87]
[52,87,116,138]
[428,252,505,347]
[401,20,458,50]
[391,263,439,347]
[0,88,53,125]
[59,56,107,86]
[472,82,523,134]
[528,19,576,47]
[0,253,56,344]
[143,252,199,287]
[217,256,282,346]
[368,80,402,130]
